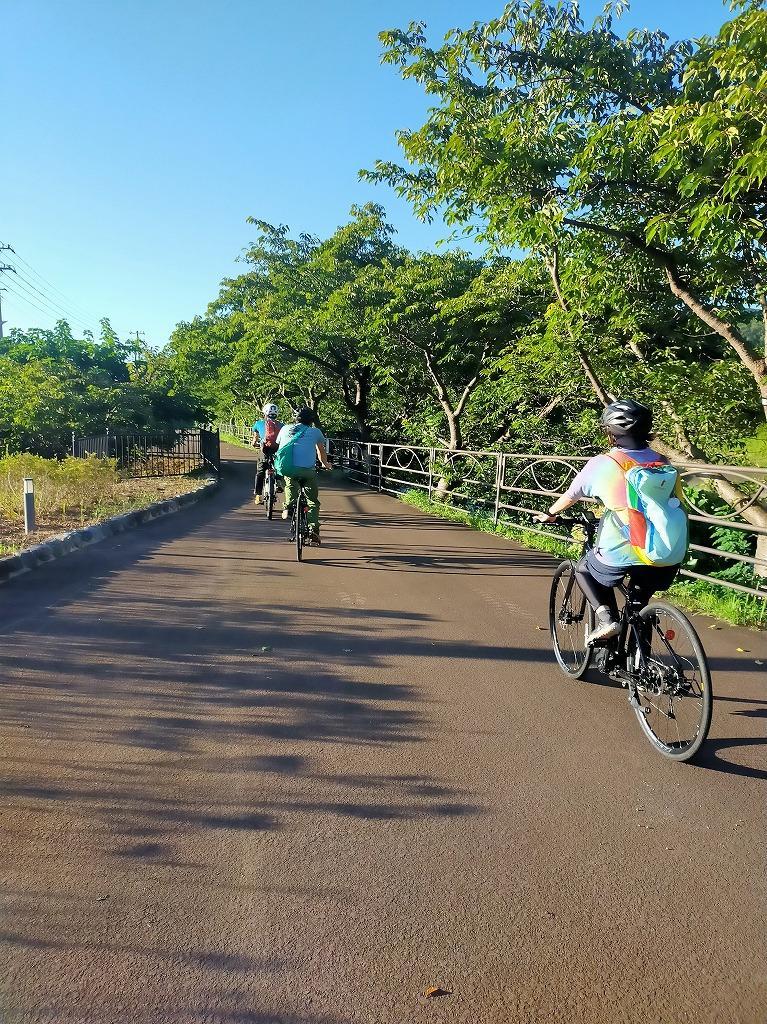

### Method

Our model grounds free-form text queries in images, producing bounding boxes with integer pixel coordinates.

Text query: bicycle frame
[550,512,713,761]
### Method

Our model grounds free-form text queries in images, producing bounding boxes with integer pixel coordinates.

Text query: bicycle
[287,482,316,562]
[548,511,713,762]
[262,455,278,521]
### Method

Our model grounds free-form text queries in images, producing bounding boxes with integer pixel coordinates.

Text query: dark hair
[295,407,315,425]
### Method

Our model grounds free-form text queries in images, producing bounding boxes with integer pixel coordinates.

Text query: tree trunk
[444,409,462,452]
[663,262,767,421]
[562,218,767,421]
[341,371,371,441]
[544,250,613,405]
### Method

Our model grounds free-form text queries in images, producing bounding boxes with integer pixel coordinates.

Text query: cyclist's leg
[300,470,320,533]
[577,554,621,644]
[282,474,297,518]
[254,444,271,497]
[575,561,617,615]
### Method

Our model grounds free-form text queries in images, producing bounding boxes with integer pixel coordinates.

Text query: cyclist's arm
[534,493,580,523]
[251,428,261,448]
[316,442,332,471]
[534,460,594,522]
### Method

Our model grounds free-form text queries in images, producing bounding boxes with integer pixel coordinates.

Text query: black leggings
[255,444,278,495]
[575,557,679,618]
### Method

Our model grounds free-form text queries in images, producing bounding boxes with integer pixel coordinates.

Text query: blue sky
[1,0,732,347]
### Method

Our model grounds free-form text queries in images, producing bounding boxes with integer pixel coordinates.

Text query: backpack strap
[606,451,667,472]
[606,451,637,473]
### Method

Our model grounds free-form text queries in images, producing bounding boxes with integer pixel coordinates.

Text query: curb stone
[0,477,219,584]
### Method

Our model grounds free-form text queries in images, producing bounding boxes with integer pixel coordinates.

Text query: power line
[3,246,104,325]
[1,278,76,326]
[0,243,134,341]
[0,271,95,334]
[0,252,97,333]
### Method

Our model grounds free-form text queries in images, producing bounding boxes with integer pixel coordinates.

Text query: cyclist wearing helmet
[277,408,332,543]
[536,399,684,645]
[252,402,283,504]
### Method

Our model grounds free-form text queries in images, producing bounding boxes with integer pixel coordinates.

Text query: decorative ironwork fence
[329,439,767,602]
[73,428,220,478]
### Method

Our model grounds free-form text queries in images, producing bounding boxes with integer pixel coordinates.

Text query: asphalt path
[1,444,765,1024]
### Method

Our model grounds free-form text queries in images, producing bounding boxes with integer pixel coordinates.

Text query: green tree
[213,204,406,438]
[373,253,548,449]
[366,0,767,423]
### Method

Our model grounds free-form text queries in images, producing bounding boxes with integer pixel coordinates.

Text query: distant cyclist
[252,402,283,505]
[277,408,332,543]
[535,399,688,646]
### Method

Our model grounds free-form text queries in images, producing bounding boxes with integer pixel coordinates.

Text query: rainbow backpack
[605,452,688,566]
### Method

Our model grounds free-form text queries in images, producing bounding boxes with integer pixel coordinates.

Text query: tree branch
[544,248,613,406]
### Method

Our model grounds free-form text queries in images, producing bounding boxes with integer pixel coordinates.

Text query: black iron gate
[73,428,220,478]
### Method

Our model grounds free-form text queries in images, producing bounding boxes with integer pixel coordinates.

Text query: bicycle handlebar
[554,511,599,527]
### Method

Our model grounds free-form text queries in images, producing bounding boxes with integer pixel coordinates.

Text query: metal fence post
[23,478,35,534]
[71,431,76,457]
[494,454,503,524]
[378,444,383,491]
[366,445,372,487]
[428,448,435,499]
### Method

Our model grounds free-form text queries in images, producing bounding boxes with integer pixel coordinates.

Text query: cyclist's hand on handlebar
[533,511,557,523]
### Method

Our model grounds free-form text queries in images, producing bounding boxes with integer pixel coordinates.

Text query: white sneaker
[586,605,621,646]
[254,494,262,505]
[281,508,290,520]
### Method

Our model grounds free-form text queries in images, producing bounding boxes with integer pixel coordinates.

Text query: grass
[0,452,214,556]
[220,431,254,450]
[667,580,766,630]
[399,489,766,630]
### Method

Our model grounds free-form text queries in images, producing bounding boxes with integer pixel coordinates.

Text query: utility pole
[128,329,146,367]
[0,246,17,339]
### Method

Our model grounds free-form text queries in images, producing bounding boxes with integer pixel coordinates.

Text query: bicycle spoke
[633,603,712,760]
[549,563,592,679]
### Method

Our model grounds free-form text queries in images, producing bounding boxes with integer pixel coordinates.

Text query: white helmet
[262,402,279,418]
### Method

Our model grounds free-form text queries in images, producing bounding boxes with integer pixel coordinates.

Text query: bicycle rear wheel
[295,502,306,562]
[632,602,713,762]
[549,561,593,679]
[266,472,275,520]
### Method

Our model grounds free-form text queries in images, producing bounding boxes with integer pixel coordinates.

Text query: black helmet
[295,407,315,425]
[600,399,652,437]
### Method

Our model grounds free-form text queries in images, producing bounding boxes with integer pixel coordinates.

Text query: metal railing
[329,439,767,602]
[218,419,253,445]
[74,428,220,478]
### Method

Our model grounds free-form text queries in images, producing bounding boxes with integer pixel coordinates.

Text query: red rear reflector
[665,629,676,641]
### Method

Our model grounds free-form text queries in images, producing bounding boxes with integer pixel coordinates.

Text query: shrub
[0,453,120,523]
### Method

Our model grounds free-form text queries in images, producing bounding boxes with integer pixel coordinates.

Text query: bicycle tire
[266,472,275,520]
[549,561,593,679]
[632,601,713,762]
[295,500,305,562]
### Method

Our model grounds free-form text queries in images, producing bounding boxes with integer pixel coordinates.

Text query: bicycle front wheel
[549,561,593,679]
[632,602,713,762]
[266,473,275,520]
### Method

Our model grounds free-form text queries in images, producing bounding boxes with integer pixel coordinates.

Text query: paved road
[1,445,765,1024]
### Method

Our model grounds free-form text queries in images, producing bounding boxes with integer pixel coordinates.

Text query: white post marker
[23,477,36,534]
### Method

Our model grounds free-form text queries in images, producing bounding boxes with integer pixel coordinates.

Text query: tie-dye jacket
[564,447,683,567]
